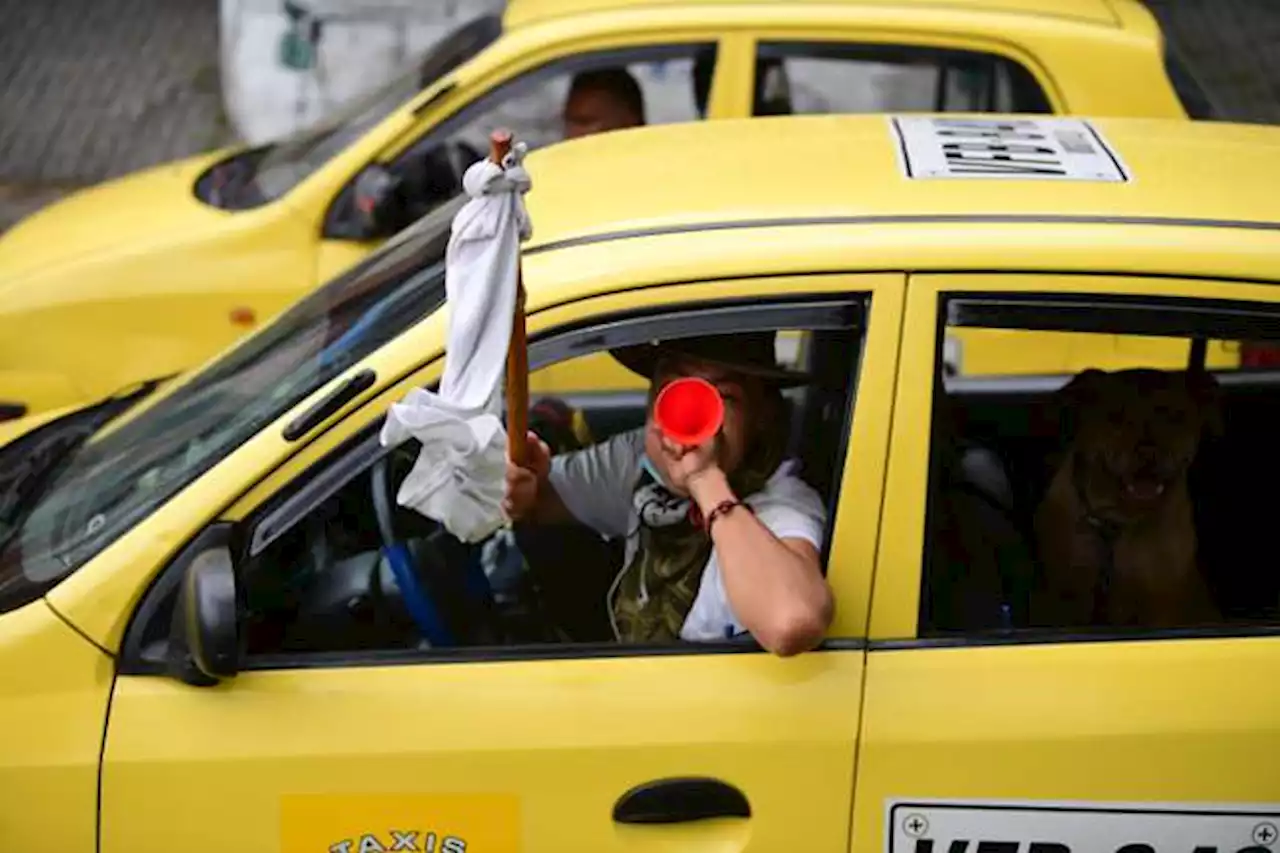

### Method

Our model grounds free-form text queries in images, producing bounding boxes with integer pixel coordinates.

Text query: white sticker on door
[889,116,1130,181]
[887,799,1280,853]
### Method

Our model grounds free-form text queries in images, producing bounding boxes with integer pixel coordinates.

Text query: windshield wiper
[0,380,162,547]
[0,427,94,547]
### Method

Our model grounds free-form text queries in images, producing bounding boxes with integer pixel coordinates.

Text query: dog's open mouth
[1121,473,1170,503]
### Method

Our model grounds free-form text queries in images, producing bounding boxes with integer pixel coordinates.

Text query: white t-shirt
[547,428,827,642]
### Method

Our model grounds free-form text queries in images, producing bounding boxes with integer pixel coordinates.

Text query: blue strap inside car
[371,457,455,646]
[381,541,454,647]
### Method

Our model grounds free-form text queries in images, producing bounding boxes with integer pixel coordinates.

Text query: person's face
[562,86,641,140]
[644,356,755,482]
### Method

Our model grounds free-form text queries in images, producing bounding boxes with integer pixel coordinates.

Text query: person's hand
[652,424,723,497]
[503,431,551,522]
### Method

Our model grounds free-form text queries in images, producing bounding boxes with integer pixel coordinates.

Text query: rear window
[753,42,1054,118]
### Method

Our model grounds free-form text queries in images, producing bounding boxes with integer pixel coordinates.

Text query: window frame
[119,292,870,675]
[751,39,1053,117]
[873,271,1280,649]
[323,40,722,239]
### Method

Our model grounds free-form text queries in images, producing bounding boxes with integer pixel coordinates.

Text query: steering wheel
[372,446,535,647]
[370,454,457,646]
[370,442,572,646]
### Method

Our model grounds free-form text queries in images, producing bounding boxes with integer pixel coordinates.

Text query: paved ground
[0,0,1276,232]
[1145,0,1280,124]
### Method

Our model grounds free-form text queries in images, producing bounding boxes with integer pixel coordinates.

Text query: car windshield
[0,194,465,614]
[249,12,503,201]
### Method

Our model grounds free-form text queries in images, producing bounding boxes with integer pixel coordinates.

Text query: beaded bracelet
[705,499,753,534]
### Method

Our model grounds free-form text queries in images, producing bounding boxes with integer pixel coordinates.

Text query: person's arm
[687,467,834,657]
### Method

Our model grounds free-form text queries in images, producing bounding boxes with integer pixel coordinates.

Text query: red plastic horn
[654,376,724,447]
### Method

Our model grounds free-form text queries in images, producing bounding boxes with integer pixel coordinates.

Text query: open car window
[198,298,866,662]
[922,292,1280,639]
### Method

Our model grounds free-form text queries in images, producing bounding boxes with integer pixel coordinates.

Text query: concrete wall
[220,0,502,145]
[0,0,230,228]
[0,0,228,186]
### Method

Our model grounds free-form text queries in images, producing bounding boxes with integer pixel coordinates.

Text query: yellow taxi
[0,0,1219,422]
[3,113,1279,853]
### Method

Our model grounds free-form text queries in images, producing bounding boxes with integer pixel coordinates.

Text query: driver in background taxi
[504,333,834,656]
[561,67,646,140]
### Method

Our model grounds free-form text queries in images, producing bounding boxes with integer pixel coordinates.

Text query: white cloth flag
[378,142,532,543]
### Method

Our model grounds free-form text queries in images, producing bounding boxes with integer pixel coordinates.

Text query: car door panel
[102,652,864,852]
[0,600,111,852]
[851,272,1280,853]
[102,274,907,852]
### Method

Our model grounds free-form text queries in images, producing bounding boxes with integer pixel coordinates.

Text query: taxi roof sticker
[890,116,1130,182]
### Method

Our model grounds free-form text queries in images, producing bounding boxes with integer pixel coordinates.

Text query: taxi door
[850,273,1280,853]
[99,274,905,853]
[314,30,750,285]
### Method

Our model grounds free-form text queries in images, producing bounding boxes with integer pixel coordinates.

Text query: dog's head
[1051,367,1222,513]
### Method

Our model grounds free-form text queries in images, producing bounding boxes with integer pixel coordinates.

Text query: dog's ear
[1037,368,1107,441]
[1185,368,1225,439]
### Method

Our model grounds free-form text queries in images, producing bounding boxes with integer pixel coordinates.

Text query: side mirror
[352,163,406,239]
[351,140,480,239]
[167,546,240,685]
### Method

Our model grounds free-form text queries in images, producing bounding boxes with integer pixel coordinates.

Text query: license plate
[888,799,1280,853]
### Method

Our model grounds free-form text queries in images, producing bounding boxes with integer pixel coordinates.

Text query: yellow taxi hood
[0,149,235,280]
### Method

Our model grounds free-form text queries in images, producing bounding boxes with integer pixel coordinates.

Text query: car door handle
[612,776,751,825]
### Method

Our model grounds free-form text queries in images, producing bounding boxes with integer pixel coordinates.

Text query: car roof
[520,113,1280,258]
[502,0,1124,30]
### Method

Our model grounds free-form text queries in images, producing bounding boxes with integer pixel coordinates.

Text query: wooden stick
[488,128,513,167]
[489,129,528,466]
[507,273,529,466]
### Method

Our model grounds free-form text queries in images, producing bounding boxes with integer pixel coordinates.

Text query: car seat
[922,383,1039,634]
[791,329,858,507]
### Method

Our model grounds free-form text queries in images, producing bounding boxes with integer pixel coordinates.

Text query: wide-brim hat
[610,331,810,388]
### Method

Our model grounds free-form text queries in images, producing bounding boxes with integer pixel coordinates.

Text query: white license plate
[888,799,1280,853]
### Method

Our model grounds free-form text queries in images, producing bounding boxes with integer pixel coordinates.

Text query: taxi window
[918,293,1280,640]
[435,43,716,154]
[329,43,719,239]
[219,300,865,662]
[752,42,1052,116]
[0,195,464,614]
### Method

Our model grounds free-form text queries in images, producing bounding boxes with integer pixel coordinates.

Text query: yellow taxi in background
[2,113,1278,853]
[0,0,1220,421]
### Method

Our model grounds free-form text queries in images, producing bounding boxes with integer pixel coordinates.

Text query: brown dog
[1031,367,1222,630]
